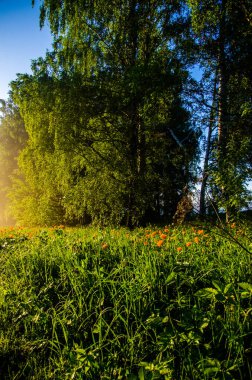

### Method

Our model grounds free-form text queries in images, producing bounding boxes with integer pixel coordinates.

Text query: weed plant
[0,223,251,379]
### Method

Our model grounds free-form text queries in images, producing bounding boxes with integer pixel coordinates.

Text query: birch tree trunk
[199,70,218,217]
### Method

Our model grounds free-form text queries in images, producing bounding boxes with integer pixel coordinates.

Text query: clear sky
[0,0,53,100]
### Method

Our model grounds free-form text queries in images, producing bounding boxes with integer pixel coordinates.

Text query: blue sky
[0,0,53,100]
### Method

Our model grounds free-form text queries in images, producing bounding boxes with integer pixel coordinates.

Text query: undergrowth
[0,223,251,379]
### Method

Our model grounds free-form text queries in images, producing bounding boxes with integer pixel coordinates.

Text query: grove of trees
[0,0,251,227]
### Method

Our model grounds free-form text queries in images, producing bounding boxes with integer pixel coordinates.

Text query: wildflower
[143,241,148,246]
[194,237,199,244]
[160,233,167,239]
[101,243,109,250]
[164,228,169,233]
[9,234,14,239]
[177,247,182,252]
[230,223,236,229]
[151,231,158,238]
[197,229,204,235]
[186,242,192,247]
[157,240,164,247]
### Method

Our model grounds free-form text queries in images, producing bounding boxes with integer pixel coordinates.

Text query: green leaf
[223,283,233,295]
[200,321,209,332]
[204,358,221,368]
[212,280,223,292]
[165,272,176,285]
[138,367,145,380]
[203,367,220,375]
[162,316,169,324]
[195,288,218,298]
[201,358,221,376]
[238,283,252,293]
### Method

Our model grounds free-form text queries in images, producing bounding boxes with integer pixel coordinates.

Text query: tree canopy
[0,0,251,226]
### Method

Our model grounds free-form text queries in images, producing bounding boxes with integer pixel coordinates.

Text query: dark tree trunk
[125,0,148,227]
[217,0,232,223]
[126,0,140,228]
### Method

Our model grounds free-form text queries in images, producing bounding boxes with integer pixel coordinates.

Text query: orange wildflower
[160,233,167,239]
[186,241,192,247]
[194,237,199,244]
[197,229,204,235]
[177,247,182,252]
[101,243,109,250]
[9,234,14,239]
[151,231,158,238]
[230,223,236,229]
[143,241,148,246]
[164,228,169,233]
[156,240,164,247]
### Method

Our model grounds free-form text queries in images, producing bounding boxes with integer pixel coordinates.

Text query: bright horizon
[0,0,53,101]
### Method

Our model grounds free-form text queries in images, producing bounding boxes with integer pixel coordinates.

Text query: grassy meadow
[0,222,251,379]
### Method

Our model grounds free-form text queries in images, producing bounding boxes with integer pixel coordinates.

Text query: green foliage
[2,0,251,226]
[187,0,252,220]
[7,1,198,227]
[0,223,251,378]
[0,100,27,225]
[8,149,65,226]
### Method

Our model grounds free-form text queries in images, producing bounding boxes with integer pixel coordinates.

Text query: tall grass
[0,223,251,379]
